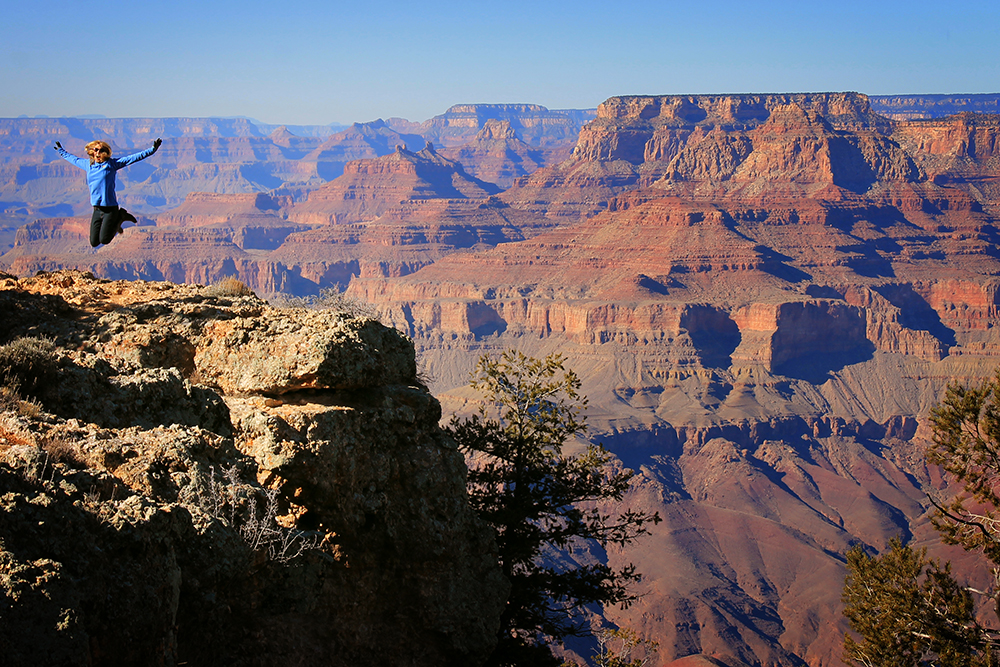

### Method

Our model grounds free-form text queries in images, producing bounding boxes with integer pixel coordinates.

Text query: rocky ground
[0,270,506,667]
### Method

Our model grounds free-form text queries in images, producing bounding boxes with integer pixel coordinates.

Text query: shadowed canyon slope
[4,93,1000,666]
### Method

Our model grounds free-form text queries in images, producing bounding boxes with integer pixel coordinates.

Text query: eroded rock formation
[0,270,506,667]
[290,143,501,225]
[345,93,1000,666]
[6,93,1000,666]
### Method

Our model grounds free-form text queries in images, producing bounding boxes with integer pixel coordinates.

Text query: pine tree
[841,369,1000,665]
[842,538,988,666]
[928,370,1000,567]
[447,350,660,666]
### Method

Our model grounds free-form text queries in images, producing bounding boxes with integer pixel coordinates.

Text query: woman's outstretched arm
[52,142,89,169]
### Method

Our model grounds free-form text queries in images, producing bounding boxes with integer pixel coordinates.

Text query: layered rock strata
[346,93,1000,666]
[290,143,500,225]
[0,270,506,667]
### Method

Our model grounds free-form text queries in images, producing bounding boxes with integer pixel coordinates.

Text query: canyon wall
[4,92,1000,665]
[345,92,1000,666]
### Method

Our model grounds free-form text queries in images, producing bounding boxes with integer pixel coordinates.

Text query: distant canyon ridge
[3,92,1000,667]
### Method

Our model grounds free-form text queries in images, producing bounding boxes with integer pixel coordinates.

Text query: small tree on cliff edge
[447,350,661,667]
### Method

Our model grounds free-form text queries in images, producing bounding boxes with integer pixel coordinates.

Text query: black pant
[90,206,120,247]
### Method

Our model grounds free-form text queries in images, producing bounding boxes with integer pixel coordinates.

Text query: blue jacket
[56,144,158,207]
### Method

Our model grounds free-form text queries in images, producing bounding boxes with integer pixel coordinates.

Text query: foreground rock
[0,270,506,667]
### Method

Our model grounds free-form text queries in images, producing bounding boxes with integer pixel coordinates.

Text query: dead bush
[197,465,321,563]
[0,381,45,418]
[41,436,85,468]
[0,337,59,402]
[268,288,380,320]
[204,276,256,298]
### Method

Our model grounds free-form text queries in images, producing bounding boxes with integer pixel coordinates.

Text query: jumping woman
[53,137,162,247]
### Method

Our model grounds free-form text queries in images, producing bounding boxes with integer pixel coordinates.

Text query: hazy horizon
[6,0,1000,126]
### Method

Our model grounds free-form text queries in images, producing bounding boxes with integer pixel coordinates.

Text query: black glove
[54,141,63,150]
[153,138,162,150]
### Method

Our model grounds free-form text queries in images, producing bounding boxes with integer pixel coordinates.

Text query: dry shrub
[0,337,59,402]
[268,288,380,320]
[41,436,85,467]
[204,276,256,298]
[0,383,44,418]
[197,465,321,563]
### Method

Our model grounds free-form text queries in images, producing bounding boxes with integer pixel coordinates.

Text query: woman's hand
[54,141,63,150]
[153,138,162,150]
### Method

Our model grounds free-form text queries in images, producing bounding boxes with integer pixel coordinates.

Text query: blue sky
[4,0,999,125]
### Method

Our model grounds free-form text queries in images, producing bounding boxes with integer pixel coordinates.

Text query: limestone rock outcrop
[0,270,506,667]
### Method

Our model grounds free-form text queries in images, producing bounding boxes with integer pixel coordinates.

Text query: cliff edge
[0,270,506,667]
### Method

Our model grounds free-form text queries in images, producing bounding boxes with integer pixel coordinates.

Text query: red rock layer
[289,144,500,225]
[344,94,1000,665]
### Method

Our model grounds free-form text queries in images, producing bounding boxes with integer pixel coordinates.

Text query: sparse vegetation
[268,287,380,320]
[0,383,44,418]
[0,336,59,404]
[592,627,659,667]
[40,436,85,468]
[204,276,256,298]
[197,465,321,563]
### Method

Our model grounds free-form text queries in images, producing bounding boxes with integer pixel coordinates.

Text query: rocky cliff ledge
[0,270,505,667]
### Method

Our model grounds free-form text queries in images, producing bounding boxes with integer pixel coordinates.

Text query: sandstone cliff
[0,270,506,667]
[390,103,594,148]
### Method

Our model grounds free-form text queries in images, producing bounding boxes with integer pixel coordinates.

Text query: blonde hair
[84,140,112,164]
